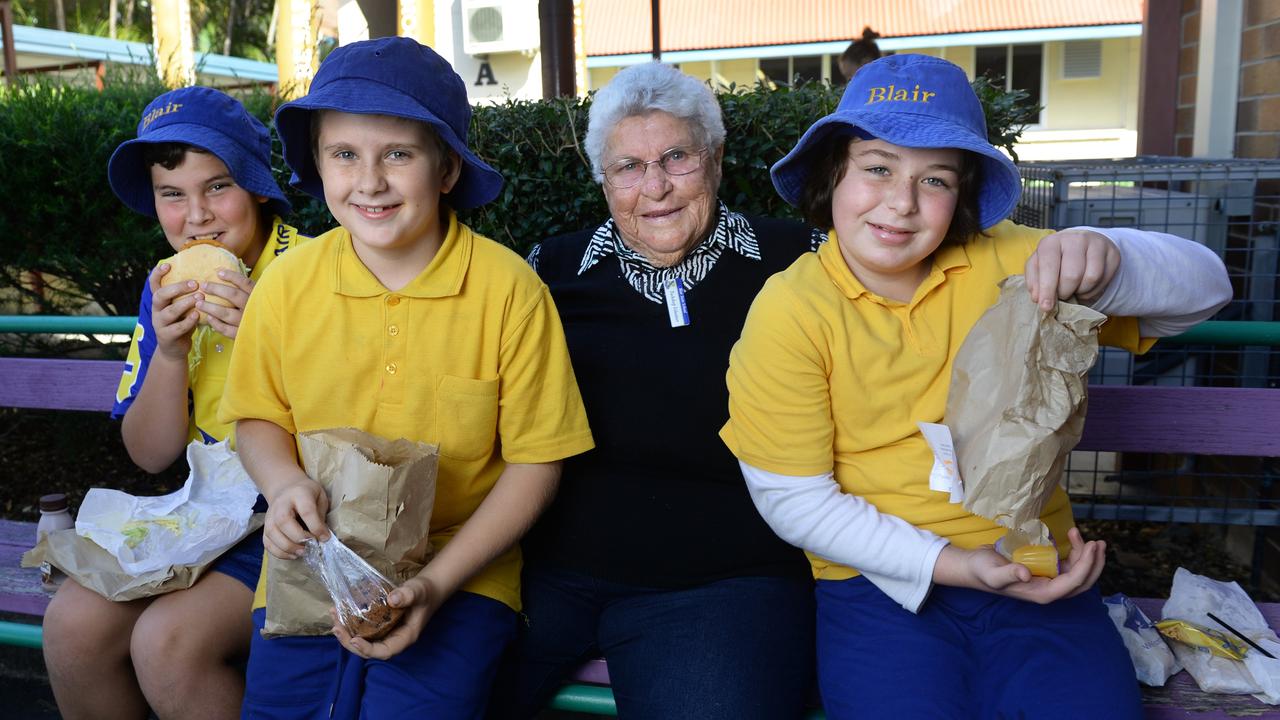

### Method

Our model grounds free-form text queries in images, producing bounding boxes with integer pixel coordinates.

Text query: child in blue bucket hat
[218,36,593,719]
[42,86,305,719]
[721,54,1233,719]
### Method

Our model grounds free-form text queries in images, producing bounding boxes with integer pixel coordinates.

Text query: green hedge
[0,69,1034,321]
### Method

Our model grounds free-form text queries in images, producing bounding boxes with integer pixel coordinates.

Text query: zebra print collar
[576,201,761,304]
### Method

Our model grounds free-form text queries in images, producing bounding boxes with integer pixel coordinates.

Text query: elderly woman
[496,63,818,718]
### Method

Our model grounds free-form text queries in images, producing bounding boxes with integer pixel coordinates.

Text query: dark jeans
[491,565,815,720]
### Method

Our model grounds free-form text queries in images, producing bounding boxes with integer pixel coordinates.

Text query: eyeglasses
[603,146,708,188]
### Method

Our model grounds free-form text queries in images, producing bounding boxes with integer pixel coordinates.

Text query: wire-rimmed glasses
[603,146,708,188]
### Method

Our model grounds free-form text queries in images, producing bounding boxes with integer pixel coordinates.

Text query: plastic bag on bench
[1159,568,1280,703]
[1104,592,1181,686]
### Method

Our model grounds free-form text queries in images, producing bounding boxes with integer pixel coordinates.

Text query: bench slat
[0,520,50,617]
[1079,386,1280,456]
[0,357,123,412]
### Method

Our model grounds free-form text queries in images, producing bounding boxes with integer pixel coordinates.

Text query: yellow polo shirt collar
[332,211,472,298]
[818,228,973,305]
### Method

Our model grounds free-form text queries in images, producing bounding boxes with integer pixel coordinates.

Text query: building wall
[711,58,759,88]
[1042,37,1140,129]
[1237,0,1280,160]
[1175,0,1201,157]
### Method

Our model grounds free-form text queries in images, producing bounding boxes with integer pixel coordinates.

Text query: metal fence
[1016,157,1280,539]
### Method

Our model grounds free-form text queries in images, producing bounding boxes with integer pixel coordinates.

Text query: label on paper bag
[918,422,964,504]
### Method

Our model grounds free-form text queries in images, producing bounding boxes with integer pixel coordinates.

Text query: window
[759,57,790,85]
[975,43,1043,123]
[829,54,848,85]
[759,55,825,86]
[1063,40,1102,79]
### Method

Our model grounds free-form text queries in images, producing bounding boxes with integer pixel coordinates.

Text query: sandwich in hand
[160,239,247,324]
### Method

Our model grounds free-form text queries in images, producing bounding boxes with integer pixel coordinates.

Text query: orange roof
[583,0,1144,56]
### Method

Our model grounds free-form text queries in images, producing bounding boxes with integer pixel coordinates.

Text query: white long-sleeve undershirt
[739,227,1232,613]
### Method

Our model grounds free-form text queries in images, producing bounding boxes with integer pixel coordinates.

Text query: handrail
[0,619,41,649]
[1159,320,1280,346]
[0,315,136,334]
[4,316,1280,346]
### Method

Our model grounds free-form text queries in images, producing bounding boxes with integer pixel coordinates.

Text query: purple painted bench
[5,359,1280,717]
[0,358,121,624]
[0,357,122,413]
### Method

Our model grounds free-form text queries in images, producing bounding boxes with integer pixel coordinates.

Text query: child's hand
[331,572,444,660]
[147,263,201,361]
[263,476,330,560]
[196,270,255,339]
[936,528,1106,605]
[1025,229,1121,311]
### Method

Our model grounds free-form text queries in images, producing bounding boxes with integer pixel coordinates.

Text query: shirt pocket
[435,375,500,461]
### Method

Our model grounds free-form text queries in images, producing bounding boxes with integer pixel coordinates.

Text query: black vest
[525,214,815,587]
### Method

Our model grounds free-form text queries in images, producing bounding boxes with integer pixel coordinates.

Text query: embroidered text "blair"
[141,102,184,129]
[867,85,936,104]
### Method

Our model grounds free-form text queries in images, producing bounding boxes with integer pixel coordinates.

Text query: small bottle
[36,493,75,592]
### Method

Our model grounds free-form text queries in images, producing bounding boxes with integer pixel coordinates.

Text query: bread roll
[160,239,245,324]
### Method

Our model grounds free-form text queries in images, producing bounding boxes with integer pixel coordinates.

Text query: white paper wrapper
[75,440,260,575]
[1161,568,1280,703]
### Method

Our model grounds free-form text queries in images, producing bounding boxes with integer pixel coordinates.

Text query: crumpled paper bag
[262,428,437,639]
[21,440,263,600]
[23,516,264,601]
[1160,568,1280,703]
[946,275,1107,532]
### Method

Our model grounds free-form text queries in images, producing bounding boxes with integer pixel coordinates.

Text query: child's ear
[256,195,268,204]
[440,150,463,195]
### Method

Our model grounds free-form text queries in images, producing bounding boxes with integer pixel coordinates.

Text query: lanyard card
[664,277,690,327]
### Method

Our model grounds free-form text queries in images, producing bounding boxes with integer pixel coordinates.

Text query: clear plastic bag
[301,535,405,641]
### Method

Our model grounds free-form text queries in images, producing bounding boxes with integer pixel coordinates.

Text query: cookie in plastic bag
[301,535,405,641]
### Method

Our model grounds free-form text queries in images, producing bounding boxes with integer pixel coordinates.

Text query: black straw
[1207,611,1277,660]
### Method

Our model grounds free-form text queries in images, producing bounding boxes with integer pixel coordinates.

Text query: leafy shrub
[0,72,1036,322]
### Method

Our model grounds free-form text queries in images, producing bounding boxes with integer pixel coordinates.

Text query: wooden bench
[5,345,1280,717]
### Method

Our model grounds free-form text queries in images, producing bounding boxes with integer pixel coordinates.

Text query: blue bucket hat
[771,54,1021,230]
[274,36,503,210]
[108,86,291,219]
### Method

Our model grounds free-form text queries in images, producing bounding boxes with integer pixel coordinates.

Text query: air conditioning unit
[461,0,540,56]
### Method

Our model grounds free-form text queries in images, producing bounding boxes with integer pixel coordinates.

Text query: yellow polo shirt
[113,218,306,444]
[219,212,594,610]
[721,220,1154,581]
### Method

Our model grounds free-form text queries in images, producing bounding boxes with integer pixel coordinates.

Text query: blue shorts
[210,528,265,591]
[242,591,516,720]
[815,577,1142,720]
